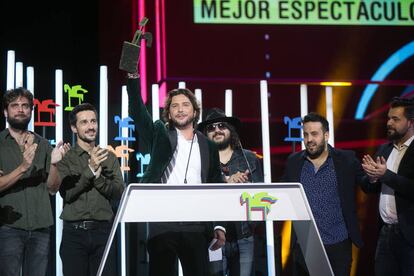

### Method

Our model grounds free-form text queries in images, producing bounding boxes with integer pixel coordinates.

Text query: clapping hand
[362,154,387,182]
[51,141,71,165]
[89,146,108,176]
[227,170,250,183]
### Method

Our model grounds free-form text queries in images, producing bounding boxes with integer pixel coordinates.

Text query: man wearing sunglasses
[199,108,264,276]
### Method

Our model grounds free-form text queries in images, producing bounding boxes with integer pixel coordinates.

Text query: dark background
[1,0,414,275]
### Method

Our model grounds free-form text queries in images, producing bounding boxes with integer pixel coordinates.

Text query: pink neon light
[161,0,167,80]
[155,0,162,82]
[138,0,147,104]
[155,0,167,107]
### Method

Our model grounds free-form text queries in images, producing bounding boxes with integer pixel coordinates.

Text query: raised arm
[127,76,155,146]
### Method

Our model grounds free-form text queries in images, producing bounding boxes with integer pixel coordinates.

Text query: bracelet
[127,72,140,79]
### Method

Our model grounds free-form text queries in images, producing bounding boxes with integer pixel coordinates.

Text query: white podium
[97,183,333,276]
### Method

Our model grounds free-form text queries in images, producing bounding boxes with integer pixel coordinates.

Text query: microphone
[184,129,196,184]
[239,141,253,183]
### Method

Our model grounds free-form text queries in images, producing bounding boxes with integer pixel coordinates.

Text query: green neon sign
[194,0,414,26]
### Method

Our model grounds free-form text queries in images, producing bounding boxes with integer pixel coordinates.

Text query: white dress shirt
[379,135,414,224]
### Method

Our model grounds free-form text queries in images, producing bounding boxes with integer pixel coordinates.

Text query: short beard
[7,117,30,130]
[387,128,406,142]
[306,142,325,159]
[170,114,195,129]
[215,136,231,150]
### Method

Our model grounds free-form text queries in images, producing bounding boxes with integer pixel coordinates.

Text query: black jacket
[361,141,414,246]
[281,146,365,248]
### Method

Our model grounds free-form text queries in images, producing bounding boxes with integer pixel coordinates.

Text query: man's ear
[70,125,77,134]
[324,131,329,141]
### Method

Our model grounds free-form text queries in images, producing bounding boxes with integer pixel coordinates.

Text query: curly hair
[2,87,34,111]
[162,88,200,129]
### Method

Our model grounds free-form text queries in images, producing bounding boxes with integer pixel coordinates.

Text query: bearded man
[126,73,225,276]
[362,97,414,276]
[0,87,69,276]
[281,112,366,276]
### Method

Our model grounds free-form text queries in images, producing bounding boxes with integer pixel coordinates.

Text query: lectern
[97,183,333,276]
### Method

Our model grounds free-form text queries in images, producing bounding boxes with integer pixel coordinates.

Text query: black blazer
[281,146,365,248]
[361,141,414,246]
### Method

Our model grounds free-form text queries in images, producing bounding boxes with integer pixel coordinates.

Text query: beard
[387,126,407,141]
[171,114,194,129]
[305,141,326,159]
[215,134,231,150]
[7,116,30,130]
[78,130,97,143]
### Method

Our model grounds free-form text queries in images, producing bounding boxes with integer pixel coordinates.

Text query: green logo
[240,192,277,220]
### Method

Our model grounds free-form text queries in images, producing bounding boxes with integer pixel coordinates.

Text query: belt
[64,220,112,230]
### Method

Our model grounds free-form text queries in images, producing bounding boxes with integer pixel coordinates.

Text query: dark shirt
[300,155,348,245]
[57,144,124,221]
[224,148,264,183]
[223,148,264,240]
[0,129,53,230]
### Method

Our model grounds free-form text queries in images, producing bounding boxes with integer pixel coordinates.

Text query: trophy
[119,17,153,73]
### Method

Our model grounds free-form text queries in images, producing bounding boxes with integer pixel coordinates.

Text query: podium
[97,183,333,276]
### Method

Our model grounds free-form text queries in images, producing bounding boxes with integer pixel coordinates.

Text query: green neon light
[194,0,414,26]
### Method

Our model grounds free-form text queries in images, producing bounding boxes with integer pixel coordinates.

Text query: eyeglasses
[206,122,227,133]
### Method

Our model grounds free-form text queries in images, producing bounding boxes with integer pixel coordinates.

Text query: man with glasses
[199,108,264,276]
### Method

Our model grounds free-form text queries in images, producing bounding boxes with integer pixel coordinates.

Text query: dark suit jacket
[361,141,414,246]
[281,146,364,248]
[127,78,223,237]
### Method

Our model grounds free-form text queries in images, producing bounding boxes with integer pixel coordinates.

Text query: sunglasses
[206,122,228,133]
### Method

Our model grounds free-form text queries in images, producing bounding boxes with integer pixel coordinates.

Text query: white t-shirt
[166,129,202,185]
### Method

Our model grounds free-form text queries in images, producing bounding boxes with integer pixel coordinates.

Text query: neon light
[27,66,35,132]
[6,50,15,90]
[155,0,167,106]
[99,66,108,147]
[55,69,64,276]
[225,89,232,117]
[355,40,414,119]
[139,0,147,104]
[161,0,167,105]
[195,89,202,123]
[326,86,334,147]
[15,62,23,87]
[320,81,351,86]
[152,84,160,121]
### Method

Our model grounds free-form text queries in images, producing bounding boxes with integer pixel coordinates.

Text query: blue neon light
[355,41,414,119]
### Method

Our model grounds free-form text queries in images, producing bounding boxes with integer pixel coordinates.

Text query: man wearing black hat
[199,108,264,276]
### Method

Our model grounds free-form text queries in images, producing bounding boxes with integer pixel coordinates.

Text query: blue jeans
[210,236,254,276]
[0,225,50,276]
[375,224,414,276]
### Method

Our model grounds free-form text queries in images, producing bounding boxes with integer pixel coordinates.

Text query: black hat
[198,108,241,133]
